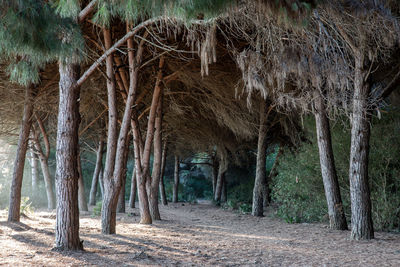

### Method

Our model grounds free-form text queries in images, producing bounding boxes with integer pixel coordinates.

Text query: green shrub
[93,201,102,216]
[271,112,400,231]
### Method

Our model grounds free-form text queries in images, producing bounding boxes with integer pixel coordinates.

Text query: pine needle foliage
[0,0,84,85]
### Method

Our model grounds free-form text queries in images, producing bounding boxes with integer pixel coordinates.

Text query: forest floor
[0,202,400,266]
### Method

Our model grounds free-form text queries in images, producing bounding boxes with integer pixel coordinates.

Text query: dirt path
[1,203,400,266]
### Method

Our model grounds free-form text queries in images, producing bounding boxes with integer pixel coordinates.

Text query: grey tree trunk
[173,155,180,203]
[349,54,374,240]
[8,85,34,222]
[32,115,55,210]
[38,155,56,209]
[30,148,39,195]
[77,154,88,212]
[159,141,168,206]
[214,153,227,204]
[89,140,104,206]
[98,167,104,198]
[129,170,137,208]
[149,91,164,220]
[252,100,268,217]
[54,62,82,250]
[314,90,348,230]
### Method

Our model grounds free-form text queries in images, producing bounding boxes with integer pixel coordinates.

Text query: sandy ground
[0,202,400,266]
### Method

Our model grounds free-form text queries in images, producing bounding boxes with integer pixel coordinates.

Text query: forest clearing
[1,203,400,266]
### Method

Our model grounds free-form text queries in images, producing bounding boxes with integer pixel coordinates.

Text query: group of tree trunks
[5,2,381,253]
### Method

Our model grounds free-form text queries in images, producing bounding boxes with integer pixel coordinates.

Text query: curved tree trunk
[349,54,374,240]
[89,140,104,206]
[129,170,137,208]
[98,167,104,199]
[8,85,34,222]
[314,90,348,230]
[159,141,168,206]
[54,62,82,250]
[214,152,227,204]
[77,154,88,212]
[211,156,218,196]
[252,100,268,217]
[32,114,55,210]
[30,148,39,196]
[173,155,180,203]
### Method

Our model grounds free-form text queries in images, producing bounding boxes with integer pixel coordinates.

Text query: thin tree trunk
[89,140,104,206]
[98,167,104,199]
[77,153,88,212]
[32,115,55,210]
[8,85,34,222]
[314,90,348,230]
[149,82,164,220]
[212,156,218,195]
[129,170,137,208]
[117,137,131,213]
[30,148,39,196]
[102,27,147,233]
[214,152,227,204]
[39,155,56,209]
[221,177,227,203]
[252,100,268,216]
[159,141,168,206]
[173,155,180,203]
[54,62,82,250]
[349,54,374,240]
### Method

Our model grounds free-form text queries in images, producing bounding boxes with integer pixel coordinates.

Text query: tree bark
[214,152,227,204]
[173,155,180,203]
[211,155,218,195]
[89,140,104,206]
[54,62,82,250]
[221,177,227,203]
[77,153,88,212]
[314,90,348,230]
[159,141,168,206]
[29,148,39,196]
[349,54,374,240]
[129,169,137,208]
[252,100,268,216]
[149,84,164,220]
[117,137,131,213]
[8,85,34,222]
[32,115,56,210]
[98,167,104,198]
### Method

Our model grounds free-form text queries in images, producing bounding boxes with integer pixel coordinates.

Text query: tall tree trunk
[173,155,180,203]
[159,141,168,206]
[77,154,88,212]
[129,170,137,208]
[252,100,268,217]
[8,85,34,222]
[30,148,39,196]
[54,62,82,250]
[349,54,374,240]
[149,87,164,220]
[102,27,146,233]
[101,27,121,234]
[89,140,104,206]
[314,90,348,230]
